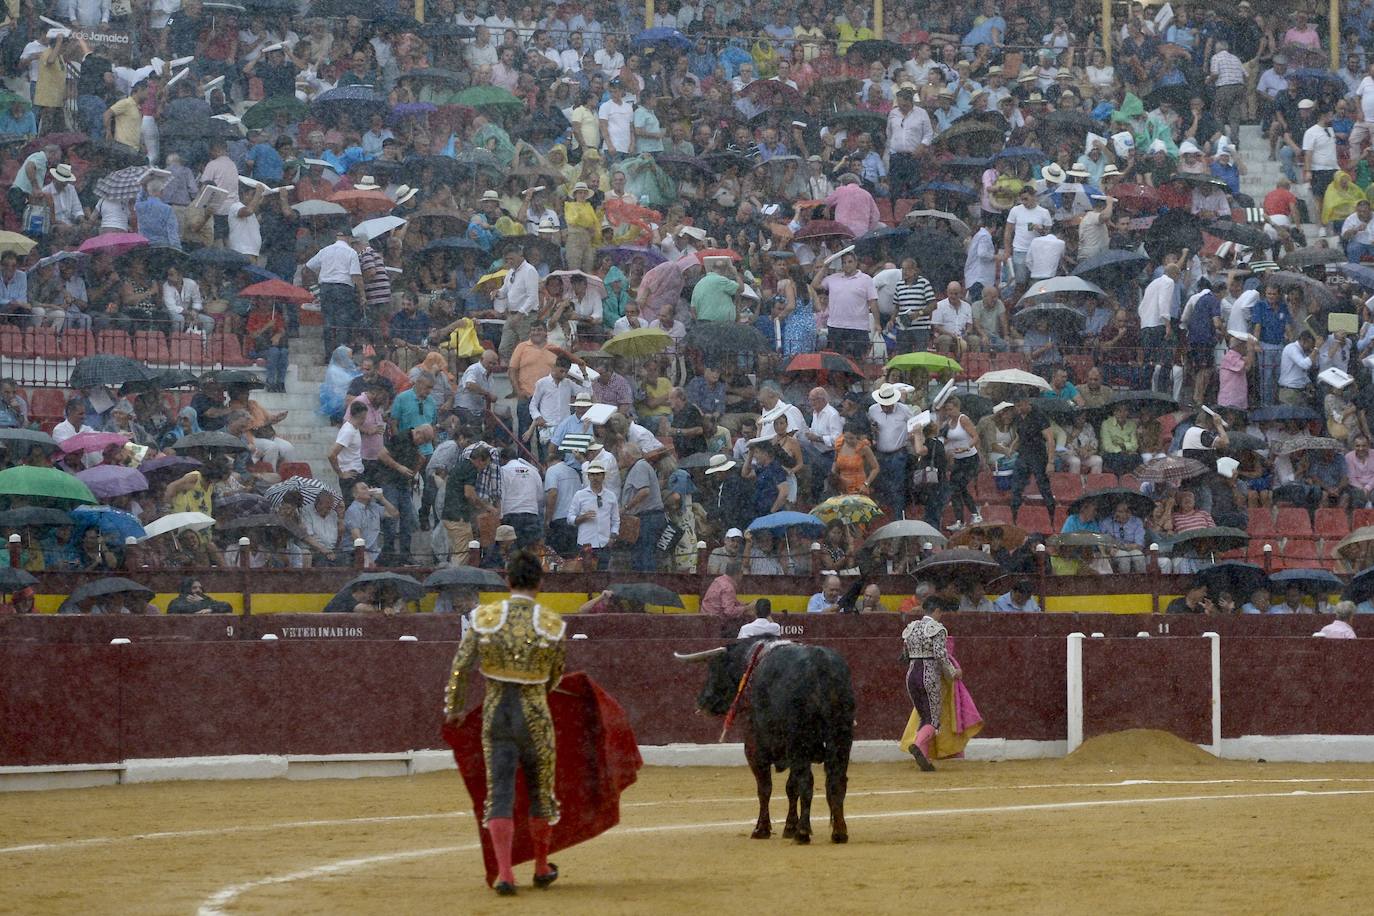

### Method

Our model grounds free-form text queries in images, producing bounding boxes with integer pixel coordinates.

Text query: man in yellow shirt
[567,90,602,158]
[562,181,600,274]
[104,83,148,153]
[835,3,875,54]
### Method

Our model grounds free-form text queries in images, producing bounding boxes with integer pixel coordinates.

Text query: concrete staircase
[1236,124,1326,242]
[254,326,334,484]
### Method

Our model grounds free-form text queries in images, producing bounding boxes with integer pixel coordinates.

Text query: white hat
[725,527,744,539]
[740,284,760,301]
[1298,98,1316,110]
[679,225,707,241]
[993,401,1015,414]
[1178,140,1202,156]
[353,176,381,191]
[704,454,737,475]
[572,391,594,406]
[48,163,74,183]
[585,463,606,474]
[907,410,933,432]
[1216,456,1240,479]
[1084,132,1107,155]
[1319,367,1355,390]
[1228,329,1252,342]
[537,215,560,233]
[1101,164,1122,177]
[872,383,902,406]
[392,184,418,205]
[572,181,591,194]
[481,189,500,202]
[1041,163,1066,185]
[1147,138,1169,155]
[238,175,267,190]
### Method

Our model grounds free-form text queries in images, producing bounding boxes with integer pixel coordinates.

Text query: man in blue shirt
[244,132,289,184]
[134,180,181,249]
[391,372,437,456]
[1250,283,1292,405]
[0,251,30,325]
[742,441,787,517]
[1060,499,1102,534]
[992,581,1041,612]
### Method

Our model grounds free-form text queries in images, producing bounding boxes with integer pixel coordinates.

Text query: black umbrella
[1266,270,1337,308]
[212,491,272,520]
[854,227,911,259]
[1249,404,1320,422]
[214,369,265,388]
[1279,246,1344,270]
[700,151,757,174]
[1144,83,1194,110]
[1269,568,1343,595]
[824,110,887,134]
[339,571,426,601]
[87,139,147,168]
[914,548,1001,582]
[0,506,72,527]
[652,153,715,181]
[65,577,154,602]
[1194,561,1268,598]
[847,39,905,61]
[1171,172,1232,193]
[1040,109,1102,138]
[1343,565,1374,603]
[424,566,506,589]
[0,428,58,455]
[1098,390,1178,416]
[138,456,202,484]
[1073,249,1149,284]
[677,452,715,470]
[1011,302,1085,333]
[154,368,201,389]
[932,119,1005,152]
[0,566,36,591]
[1168,526,1249,555]
[1145,209,1203,259]
[1220,431,1267,452]
[1034,396,1078,419]
[1204,219,1270,249]
[494,234,562,269]
[216,513,307,540]
[685,322,770,356]
[69,355,159,389]
[901,229,964,290]
[123,244,190,276]
[169,431,250,452]
[609,582,684,608]
[955,393,996,422]
[311,85,390,124]
[1069,487,1155,519]
[190,247,252,271]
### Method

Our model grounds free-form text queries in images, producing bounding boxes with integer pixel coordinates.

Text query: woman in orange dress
[831,422,879,496]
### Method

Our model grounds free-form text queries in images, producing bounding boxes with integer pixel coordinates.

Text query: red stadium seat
[28,328,61,359]
[1015,505,1053,534]
[991,351,1030,372]
[1065,354,1094,384]
[1278,538,1320,569]
[974,472,1008,505]
[1118,474,1141,491]
[1314,508,1351,540]
[876,198,895,225]
[0,326,31,358]
[980,504,1014,524]
[959,352,990,382]
[1083,473,1117,492]
[133,331,172,364]
[60,330,95,359]
[168,332,203,365]
[246,461,275,474]
[29,387,68,422]
[1274,507,1313,538]
[97,329,134,357]
[1052,506,1069,531]
[1247,512,1277,539]
[1354,508,1374,531]
[1050,473,1083,502]
[212,332,251,367]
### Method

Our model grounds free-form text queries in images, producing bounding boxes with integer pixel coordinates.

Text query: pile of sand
[1064,729,1218,767]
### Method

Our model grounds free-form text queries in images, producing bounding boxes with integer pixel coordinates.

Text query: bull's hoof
[751,826,771,839]
[831,832,848,844]
[793,832,812,845]
[782,824,797,839]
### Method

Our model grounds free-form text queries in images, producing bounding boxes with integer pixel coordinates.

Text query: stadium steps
[1236,124,1326,243]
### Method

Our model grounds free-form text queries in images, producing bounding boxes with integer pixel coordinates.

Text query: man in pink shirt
[810,251,880,360]
[824,173,881,238]
[700,562,755,617]
[352,382,389,464]
[1346,435,1374,506]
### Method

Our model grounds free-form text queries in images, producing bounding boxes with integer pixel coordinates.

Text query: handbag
[656,520,685,552]
[617,513,640,544]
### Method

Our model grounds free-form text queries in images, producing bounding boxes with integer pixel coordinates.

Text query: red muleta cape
[442,671,643,886]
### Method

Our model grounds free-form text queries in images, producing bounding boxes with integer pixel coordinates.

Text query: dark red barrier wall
[1083,638,1213,744]
[1221,637,1374,738]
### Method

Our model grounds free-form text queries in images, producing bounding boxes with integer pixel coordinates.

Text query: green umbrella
[0,466,98,506]
[242,95,307,130]
[454,86,524,115]
[0,90,31,110]
[885,352,963,374]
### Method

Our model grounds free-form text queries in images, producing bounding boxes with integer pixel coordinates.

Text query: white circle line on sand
[8,776,1374,856]
[195,788,1374,916]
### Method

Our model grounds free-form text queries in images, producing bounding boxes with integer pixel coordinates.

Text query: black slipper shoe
[534,864,559,889]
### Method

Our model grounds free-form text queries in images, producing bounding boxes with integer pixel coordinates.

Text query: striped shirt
[1209,51,1245,87]
[358,246,391,309]
[1171,508,1215,532]
[892,276,935,330]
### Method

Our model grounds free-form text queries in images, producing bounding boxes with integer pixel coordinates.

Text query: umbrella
[700,151,758,174]
[746,511,826,535]
[94,165,151,202]
[862,520,947,549]
[329,188,395,215]
[238,279,314,303]
[932,119,1005,152]
[1276,435,1345,456]
[0,467,98,505]
[420,236,486,256]
[813,494,882,526]
[139,511,216,541]
[354,215,407,240]
[913,548,1001,582]
[1278,246,1343,270]
[792,221,855,243]
[212,369,265,388]
[190,247,252,270]
[1034,396,1079,419]
[630,26,692,52]
[953,393,996,422]
[75,466,148,499]
[847,38,905,61]
[995,146,1046,162]
[1048,531,1125,551]
[70,354,160,390]
[740,80,806,109]
[1073,249,1150,283]
[242,95,307,130]
[495,234,563,269]
[311,85,389,123]
[824,110,887,134]
[338,571,426,602]
[0,567,36,592]
[265,476,341,508]
[1171,172,1232,192]
[1040,109,1102,137]
[58,432,131,455]
[885,352,962,375]
[169,431,250,452]
[473,269,508,295]
[1017,276,1106,305]
[77,232,148,257]
[1220,431,1267,453]
[1248,404,1320,422]
[1104,390,1177,414]
[1135,456,1207,484]
[910,181,979,203]
[596,246,667,268]
[291,199,349,217]
[783,351,864,377]
[901,210,971,238]
[1344,565,1374,603]
[651,154,714,181]
[1195,561,1268,597]
[1010,303,1086,333]
[389,101,438,125]
[900,230,966,289]
[1070,487,1155,519]
[424,566,506,589]
[154,368,201,389]
[947,522,1029,552]
[1266,270,1337,308]
[139,455,202,482]
[71,505,146,541]
[1269,568,1343,593]
[213,492,272,520]
[608,582,684,608]
[0,231,36,255]
[0,428,57,456]
[854,227,911,258]
[216,513,307,540]
[122,243,190,275]
[453,86,524,116]
[1168,526,1250,555]
[1144,83,1193,110]
[0,506,72,528]
[977,368,1051,391]
[1333,262,1374,290]
[602,328,672,358]
[685,322,770,356]
[1145,209,1203,259]
[1204,219,1271,248]
[63,578,154,610]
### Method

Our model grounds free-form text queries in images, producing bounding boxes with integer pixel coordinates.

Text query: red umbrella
[238,279,315,303]
[792,220,856,243]
[783,350,864,377]
[1111,184,1163,215]
[328,189,395,215]
[59,431,130,455]
[695,247,742,263]
[77,233,149,257]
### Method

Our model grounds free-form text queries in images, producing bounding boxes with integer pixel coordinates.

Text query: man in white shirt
[1278,331,1316,404]
[303,229,364,358]
[528,354,576,442]
[1343,198,1374,261]
[568,464,618,565]
[328,400,368,490]
[1353,62,1374,160]
[867,383,914,515]
[496,245,540,362]
[455,348,498,423]
[1026,223,1066,280]
[583,441,620,492]
[802,386,843,501]
[886,87,932,199]
[559,31,585,73]
[499,453,544,547]
[964,221,997,293]
[737,602,783,638]
[50,397,92,445]
[931,281,974,356]
[484,0,516,35]
[757,384,806,435]
[1000,186,1051,288]
[1138,258,1181,393]
[597,79,635,158]
[1301,103,1338,207]
[466,26,499,69]
[594,34,624,78]
[42,164,84,229]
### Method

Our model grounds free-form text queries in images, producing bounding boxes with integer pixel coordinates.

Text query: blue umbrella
[71,505,146,542]
[746,511,826,536]
[631,27,691,51]
[911,181,978,201]
[1269,568,1343,594]
[240,265,281,283]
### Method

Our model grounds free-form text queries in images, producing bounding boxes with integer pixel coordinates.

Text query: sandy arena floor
[4,734,1374,915]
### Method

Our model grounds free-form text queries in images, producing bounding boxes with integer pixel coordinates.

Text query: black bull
[677,638,855,844]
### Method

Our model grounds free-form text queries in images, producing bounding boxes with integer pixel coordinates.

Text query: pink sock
[529,818,552,875]
[487,818,516,885]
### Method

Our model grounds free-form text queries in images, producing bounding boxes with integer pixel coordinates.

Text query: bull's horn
[673,647,728,662]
